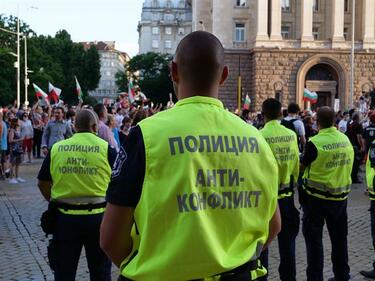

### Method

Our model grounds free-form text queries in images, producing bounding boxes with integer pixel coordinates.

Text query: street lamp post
[16,17,20,108]
[24,35,29,106]
[349,0,356,109]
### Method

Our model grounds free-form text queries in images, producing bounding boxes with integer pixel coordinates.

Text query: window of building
[281,26,290,39]
[152,27,159,35]
[313,26,320,40]
[344,27,349,40]
[235,0,246,7]
[281,0,290,12]
[152,39,159,49]
[164,14,174,21]
[165,40,172,49]
[165,27,172,35]
[235,23,246,42]
[313,0,319,12]
[106,71,111,76]
[344,0,349,12]
[178,27,185,36]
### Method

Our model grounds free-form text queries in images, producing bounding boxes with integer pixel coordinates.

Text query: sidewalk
[0,160,373,280]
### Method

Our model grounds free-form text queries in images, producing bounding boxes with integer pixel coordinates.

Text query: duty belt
[51,201,107,211]
[117,259,261,281]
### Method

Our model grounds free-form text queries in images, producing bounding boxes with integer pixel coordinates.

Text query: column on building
[331,0,345,45]
[212,0,233,48]
[254,0,269,46]
[270,0,282,41]
[192,0,213,32]
[362,0,375,48]
[300,0,314,44]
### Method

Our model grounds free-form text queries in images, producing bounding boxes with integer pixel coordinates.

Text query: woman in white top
[20,113,34,163]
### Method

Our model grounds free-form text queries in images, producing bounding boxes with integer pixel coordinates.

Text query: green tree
[117,52,175,105]
[115,70,129,92]
[0,15,101,106]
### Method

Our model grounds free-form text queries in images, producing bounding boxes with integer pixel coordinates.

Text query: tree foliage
[116,52,176,105]
[0,16,101,106]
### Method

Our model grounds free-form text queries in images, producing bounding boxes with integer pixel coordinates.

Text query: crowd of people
[1,31,375,281]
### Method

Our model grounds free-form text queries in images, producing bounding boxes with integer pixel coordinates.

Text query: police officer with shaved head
[37,109,117,281]
[100,31,281,280]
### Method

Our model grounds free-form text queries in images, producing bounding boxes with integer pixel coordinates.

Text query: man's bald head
[74,109,99,133]
[172,31,227,97]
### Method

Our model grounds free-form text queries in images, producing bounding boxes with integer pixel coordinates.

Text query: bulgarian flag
[128,79,135,103]
[303,88,318,104]
[243,94,251,110]
[48,82,62,103]
[75,76,83,99]
[33,83,48,100]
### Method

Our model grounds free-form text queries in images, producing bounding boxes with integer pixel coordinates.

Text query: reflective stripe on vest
[366,142,375,200]
[50,132,111,215]
[260,120,300,199]
[120,96,278,281]
[303,127,354,201]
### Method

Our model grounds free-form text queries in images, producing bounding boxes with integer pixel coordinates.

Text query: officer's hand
[42,147,48,156]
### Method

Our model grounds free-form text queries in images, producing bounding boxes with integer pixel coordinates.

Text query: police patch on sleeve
[112,146,127,179]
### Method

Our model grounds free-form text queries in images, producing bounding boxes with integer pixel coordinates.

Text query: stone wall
[220,48,375,111]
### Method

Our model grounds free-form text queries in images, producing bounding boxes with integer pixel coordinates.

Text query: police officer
[300,106,354,281]
[260,98,300,281]
[360,140,375,279]
[37,109,117,281]
[100,31,281,281]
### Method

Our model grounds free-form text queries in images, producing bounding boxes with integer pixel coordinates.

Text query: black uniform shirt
[106,126,146,207]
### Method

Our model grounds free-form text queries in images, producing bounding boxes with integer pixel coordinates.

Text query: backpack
[281,118,298,135]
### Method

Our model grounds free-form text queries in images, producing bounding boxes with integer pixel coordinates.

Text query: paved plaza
[0,160,374,281]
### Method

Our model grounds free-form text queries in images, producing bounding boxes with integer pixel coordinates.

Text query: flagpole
[237,56,242,112]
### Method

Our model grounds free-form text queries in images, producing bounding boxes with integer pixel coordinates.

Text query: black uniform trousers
[258,196,300,281]
[49,211,111,281]
[302,193,350,281]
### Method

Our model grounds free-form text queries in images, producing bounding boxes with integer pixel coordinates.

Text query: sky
[1,0,143,57]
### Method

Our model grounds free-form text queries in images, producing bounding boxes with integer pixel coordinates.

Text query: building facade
[192,0,375,111]
[139,0,193,54]
[82,41,130,103]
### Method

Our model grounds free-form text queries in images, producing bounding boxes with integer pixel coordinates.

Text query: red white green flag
[33,83,48,100]
[128,79,135,103]
[303,88,318,104]
[48,82,62,103]
[243,94,251,110]
[75,76,83,99]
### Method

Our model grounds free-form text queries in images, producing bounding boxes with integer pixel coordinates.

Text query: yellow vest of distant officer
[303,127,354,201]
[366,140,375,200]
[261,120,300,199]
[50,132,111,215]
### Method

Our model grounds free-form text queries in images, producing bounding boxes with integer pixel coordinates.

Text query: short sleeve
[370,142,375,168]
[301,141,318,167]
[37,152,52,181]
[106,126,145,207]
[107,145,117,168]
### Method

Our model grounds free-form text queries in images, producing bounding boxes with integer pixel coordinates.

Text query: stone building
[192,0,375,111]
[139,0,192,54]
[81,41,130,103]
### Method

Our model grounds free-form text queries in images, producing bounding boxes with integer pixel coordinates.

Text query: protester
[20,112,34,163]
[41,106,73,155]
[8,118,25,184]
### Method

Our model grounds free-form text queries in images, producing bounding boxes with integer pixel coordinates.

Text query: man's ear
[219,66,229,86]
[171,61,179,83]
[92,123,98,134]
